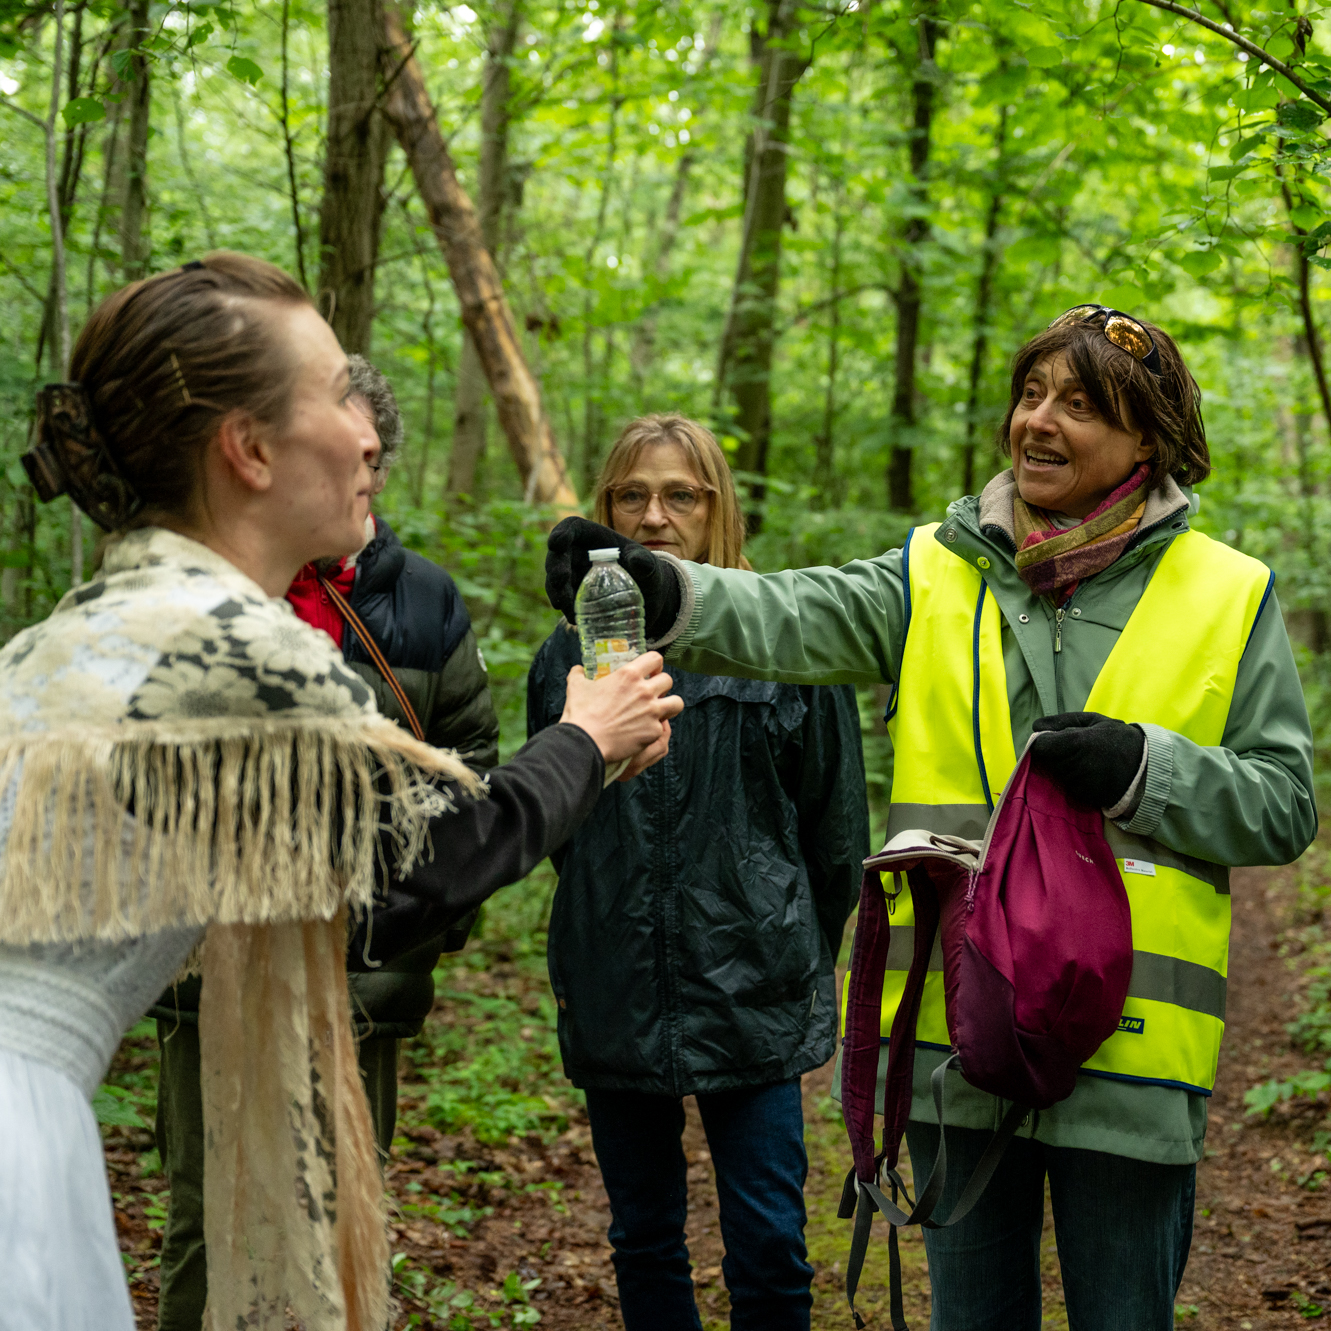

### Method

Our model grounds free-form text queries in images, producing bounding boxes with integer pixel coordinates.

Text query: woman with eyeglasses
[527,414,870,1331]
[545,317,1317,1330]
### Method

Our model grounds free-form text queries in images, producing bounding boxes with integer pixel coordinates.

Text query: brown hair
[997,315,1210,489]
[594,414,750,569]
[69,251,313,523]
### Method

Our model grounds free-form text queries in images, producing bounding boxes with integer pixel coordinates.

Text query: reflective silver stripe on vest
[881,936,1226,1021]
[1127,949,1227,1020]
[1103,825,1231,895]
[885,803,990,842]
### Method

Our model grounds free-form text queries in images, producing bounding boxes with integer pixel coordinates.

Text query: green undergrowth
[397,859,581,1150]
[97,1017,160,1143]
[1243,655,1331,1153]
[1244,838,1331,1144]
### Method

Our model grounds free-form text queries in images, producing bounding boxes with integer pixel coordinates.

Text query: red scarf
[286,556,356,648]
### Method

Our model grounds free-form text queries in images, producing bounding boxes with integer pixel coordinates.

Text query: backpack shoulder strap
[319,575,426,743]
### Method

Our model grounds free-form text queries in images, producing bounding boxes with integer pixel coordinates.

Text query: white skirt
[0,1046,134,1331]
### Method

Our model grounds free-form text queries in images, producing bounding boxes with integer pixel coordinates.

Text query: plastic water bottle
[575,548,646,679]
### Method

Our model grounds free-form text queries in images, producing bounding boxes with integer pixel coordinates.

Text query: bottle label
[593,638,637,678]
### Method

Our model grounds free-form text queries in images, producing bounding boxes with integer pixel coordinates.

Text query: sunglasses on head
[1047,304,1163,378]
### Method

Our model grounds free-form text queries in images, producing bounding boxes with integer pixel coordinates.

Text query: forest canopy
[0,0,1328,672]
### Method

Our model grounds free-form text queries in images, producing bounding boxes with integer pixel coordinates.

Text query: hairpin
[170,353,192,406]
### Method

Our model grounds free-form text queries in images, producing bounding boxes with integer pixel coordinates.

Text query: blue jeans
[905,1121,1196,1331]
[584,1080,813,1331]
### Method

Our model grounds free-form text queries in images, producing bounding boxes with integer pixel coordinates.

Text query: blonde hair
[594,413,750,570]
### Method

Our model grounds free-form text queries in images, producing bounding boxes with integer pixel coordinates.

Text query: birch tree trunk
[376,0,577,511]
[447,0,522,500]
[319,0,388,353]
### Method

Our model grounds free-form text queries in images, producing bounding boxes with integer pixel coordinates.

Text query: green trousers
[153,1013,400,1331]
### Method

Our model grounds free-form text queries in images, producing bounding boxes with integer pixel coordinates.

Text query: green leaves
[61,97,105,126]
[1178,250,1223,278]
[1026,46,1064,69]
[225,54,263,86]
[1244,1063,1331,1116]
[1290,203,1324,230]
[92,1083,147,1128]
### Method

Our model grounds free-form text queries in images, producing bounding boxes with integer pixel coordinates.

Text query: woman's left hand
[1031,711,1145,809]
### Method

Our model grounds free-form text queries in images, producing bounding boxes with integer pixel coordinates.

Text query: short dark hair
[347,355,403,490]
[997,316,1210,489]
[70,251,313,523]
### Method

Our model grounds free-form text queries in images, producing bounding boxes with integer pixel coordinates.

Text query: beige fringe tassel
[0,715,481,945]
[200,913,389,1331]
[0,715,483,1328]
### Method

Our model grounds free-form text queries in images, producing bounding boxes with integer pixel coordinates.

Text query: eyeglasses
[1047,304,1162,378]
[607,483,711,518]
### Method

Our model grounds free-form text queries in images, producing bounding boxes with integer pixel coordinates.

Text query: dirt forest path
[108,860,1330,1330]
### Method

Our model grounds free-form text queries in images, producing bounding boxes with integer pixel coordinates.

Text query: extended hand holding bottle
[545,516,682,638]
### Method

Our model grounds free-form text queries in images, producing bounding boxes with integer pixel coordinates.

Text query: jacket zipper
[1054,606,1065,653]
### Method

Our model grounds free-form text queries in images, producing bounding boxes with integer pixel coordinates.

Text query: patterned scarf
[0,528,481,1331]
[1014,463,1152,603]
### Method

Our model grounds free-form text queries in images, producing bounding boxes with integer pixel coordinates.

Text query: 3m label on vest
[1118,1015,1146,1035]
[1122,858,1156,876]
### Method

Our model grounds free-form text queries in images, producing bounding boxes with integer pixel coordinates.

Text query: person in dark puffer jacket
[150,356,499,1331]
[527,415,869,1331]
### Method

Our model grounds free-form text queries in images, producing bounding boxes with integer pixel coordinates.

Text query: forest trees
[0,0,1327,632]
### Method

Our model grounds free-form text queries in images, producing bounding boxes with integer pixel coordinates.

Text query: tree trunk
[887,8,939,513]
[280,0,310,291]
[376,0,577,510]
[580,61,621,496]
[43,3,79,585]
[812,166,845,507]
[961,104,1007,498]
[1283,189,1331,440]
[630,15,722,386]
[629,149,691,384]
[119,0,150,283]
[447,0,521,500]
[319,0,389,354]
[714,0,809,528]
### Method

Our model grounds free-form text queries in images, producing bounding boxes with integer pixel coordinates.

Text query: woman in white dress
[0,253,681,1331]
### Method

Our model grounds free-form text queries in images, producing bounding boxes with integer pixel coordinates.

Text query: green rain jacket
[655,471,1317,1164]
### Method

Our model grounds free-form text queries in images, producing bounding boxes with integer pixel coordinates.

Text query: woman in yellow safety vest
[545,305,1317,1330]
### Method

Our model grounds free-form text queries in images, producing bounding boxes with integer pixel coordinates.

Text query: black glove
[545,516,682,639]
[1030,711,1145,810]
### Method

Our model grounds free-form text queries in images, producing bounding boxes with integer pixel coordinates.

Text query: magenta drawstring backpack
[837,743,1134,1329]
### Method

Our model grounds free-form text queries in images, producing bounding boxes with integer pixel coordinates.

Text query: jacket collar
[351,516,405,599]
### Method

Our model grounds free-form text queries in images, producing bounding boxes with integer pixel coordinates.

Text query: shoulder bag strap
[318,575,426,743]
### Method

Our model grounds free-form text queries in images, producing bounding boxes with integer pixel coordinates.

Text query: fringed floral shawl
[0,527,480,1331]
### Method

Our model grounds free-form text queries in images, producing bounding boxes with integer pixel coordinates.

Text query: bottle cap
[588,548,621,563]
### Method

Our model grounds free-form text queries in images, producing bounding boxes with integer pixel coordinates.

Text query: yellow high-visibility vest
[858,524,1272,1094]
